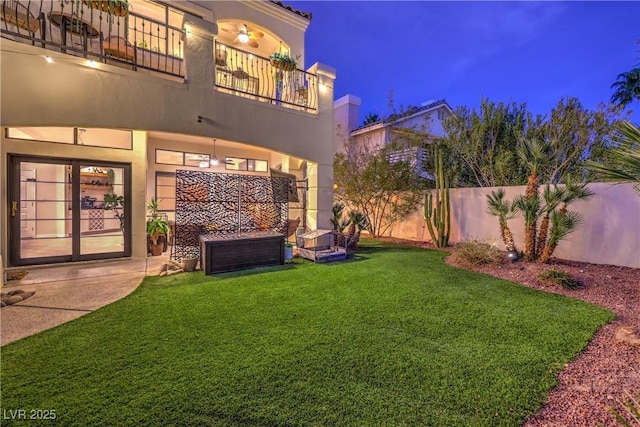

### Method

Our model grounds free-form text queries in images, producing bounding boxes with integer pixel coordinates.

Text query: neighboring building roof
[351,99,452,134]
[269,1,312,20]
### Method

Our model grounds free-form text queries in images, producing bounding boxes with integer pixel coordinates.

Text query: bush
[609,389,640,426]
[537,269,580,289]
[455,240,502,266]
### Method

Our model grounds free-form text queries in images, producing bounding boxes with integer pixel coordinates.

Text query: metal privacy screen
[173,170,290,260]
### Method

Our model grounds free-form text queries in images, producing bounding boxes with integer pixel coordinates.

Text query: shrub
[455,240,502,266]
[537,269,580,289]
[609,389,640,426]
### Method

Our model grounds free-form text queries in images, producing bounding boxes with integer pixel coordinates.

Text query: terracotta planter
[149,242,163,256]
[83,0,128,17]
[270,58,296,72]
[182,257,198,272]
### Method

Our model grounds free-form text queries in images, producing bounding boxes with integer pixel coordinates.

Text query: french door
[9,156,131,266]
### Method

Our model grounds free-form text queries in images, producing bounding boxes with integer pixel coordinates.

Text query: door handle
[12,201,18,217]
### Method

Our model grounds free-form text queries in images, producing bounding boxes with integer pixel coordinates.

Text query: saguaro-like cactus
[424,144,450,248]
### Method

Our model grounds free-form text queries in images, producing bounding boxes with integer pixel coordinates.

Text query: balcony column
[306,63,336,231]
[183,14,217,89]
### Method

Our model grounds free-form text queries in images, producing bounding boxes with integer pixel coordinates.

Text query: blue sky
[290,1,640,125]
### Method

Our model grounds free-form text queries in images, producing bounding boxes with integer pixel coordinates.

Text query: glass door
[9,156,131,266]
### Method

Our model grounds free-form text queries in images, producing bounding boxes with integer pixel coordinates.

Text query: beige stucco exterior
[388,183,640,269]
[0,0,335,267]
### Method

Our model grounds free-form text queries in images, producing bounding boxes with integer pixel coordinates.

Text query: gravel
[378,237,640,426]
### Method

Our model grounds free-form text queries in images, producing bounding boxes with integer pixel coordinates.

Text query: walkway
[1,256,167,346]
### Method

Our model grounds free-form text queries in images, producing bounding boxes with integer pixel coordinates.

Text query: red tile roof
[269,1,312,20]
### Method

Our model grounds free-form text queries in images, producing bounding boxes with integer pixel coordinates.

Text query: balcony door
[9,156,131,266]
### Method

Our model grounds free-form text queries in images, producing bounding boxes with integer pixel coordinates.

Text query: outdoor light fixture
[238,33,249,43]
[45,56,53,63]
[210,139,220,166]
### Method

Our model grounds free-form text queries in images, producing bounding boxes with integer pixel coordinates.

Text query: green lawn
[1,240,613,426]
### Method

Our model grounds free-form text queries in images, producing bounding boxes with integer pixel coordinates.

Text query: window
[155,149,210,167]
[155,172,176,212]
[225,157,268,172]
[7,127,132,149]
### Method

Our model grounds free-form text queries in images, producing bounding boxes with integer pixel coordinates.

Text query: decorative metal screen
[173,170,289,260]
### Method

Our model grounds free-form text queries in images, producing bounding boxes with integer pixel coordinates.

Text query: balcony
[215,42,318,112]
[1,1,318,112]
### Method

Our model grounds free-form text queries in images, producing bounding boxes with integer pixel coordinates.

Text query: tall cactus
[424,143,450,247]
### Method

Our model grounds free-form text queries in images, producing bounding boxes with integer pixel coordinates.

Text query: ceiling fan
[221,22,264,48]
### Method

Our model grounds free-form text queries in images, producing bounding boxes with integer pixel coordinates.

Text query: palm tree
[363,112,380,126]
[513,194,541,261]
[538,211,583,263]
[586,121,640,193]
[535,185,566,255]
[486,189,518,253]
[610,68,640,107]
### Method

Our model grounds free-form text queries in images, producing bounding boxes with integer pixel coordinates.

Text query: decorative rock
[1,297,8,304]
[19,291,35,300]
[1,292,6,298]
[615,326,640,346]
[166,268,183,276]
[1,301,5,307]
[159,271,168,277]
[6,295,23,305]
[8,289,25,296]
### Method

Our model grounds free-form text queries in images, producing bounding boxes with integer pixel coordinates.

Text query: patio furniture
[296,229,346,263]
[200,231,285,274]
[102,35,135,61]
[0,0,40,35]
[48,11,99,53]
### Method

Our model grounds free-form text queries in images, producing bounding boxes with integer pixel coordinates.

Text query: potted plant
[284,241,294,262]
[182,253,199,272]
[83,0,129,17]
[147,217,169,256]
[269,52,297,72]
[103,193,125,234]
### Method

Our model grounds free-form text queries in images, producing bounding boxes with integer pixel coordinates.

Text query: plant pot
[83,0,128,16]
[147,235,167,253]
[270,58,296,72]
[284,245,294,261]
[182,257,198,272]
[149,242,163,256]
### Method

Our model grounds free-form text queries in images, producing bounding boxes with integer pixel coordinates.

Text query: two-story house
[1,0,336,267]
[333,94,453,178]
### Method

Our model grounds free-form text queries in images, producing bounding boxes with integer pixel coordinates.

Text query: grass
[1,240,613,426]
[538,269,581,289]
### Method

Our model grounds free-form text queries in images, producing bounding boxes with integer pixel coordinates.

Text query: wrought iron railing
[215,41,318,112]
[0,0,184,77]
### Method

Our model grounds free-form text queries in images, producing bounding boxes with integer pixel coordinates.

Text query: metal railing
[215,42,318,112]
[0,0,184,77]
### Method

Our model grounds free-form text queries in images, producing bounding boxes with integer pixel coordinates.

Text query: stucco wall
[0,1,336,265]
[386,183,640,268]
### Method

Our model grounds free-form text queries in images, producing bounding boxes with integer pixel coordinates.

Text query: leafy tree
[442,97,622,187]
[363,112,380,126]
[334,137,427,237]
[586,121,640,193]
[441,98,531,187]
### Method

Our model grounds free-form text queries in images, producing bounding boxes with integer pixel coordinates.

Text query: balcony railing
[0,0,185,77]
[215,42,318,112]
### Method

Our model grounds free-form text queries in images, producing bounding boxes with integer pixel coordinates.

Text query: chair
[102,35,135,61]
[0,0,39,36]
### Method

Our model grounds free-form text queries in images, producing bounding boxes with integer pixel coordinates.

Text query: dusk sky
[290,1,640,125]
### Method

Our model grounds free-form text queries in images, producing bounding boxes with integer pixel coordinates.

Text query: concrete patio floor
[1,255,168,346]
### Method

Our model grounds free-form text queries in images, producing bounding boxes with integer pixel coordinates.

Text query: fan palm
[610,68,640,107]
[513,194,541,261]
[586,121,640,193]
[486,189,518,252]
[535,185,566,254]
[538,211,583,263]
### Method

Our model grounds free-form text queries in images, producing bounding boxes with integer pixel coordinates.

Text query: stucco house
[333,95,453,177]
[0,0,335,267]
